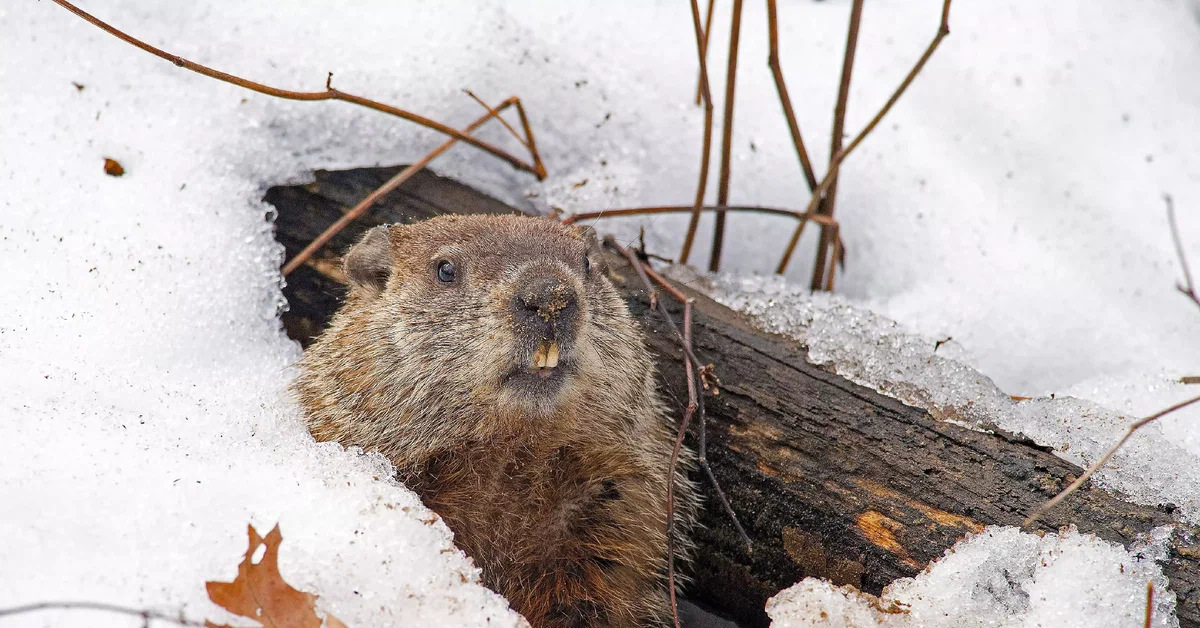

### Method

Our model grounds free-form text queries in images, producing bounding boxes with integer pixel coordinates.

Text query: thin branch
[709,0,745,273]
[462,89,527,149]
[49,0,545,180]
[777,0,953,276]
[0,601,207,626]
[680,0,718,266]
[564,204,844,270]
[608,238,753,554]
[282,98,520,275]
[614,239,700,628]
[666,307,699,628]
[838,0,952,165]
[510,99,548,179]
[808,0,864,290]
[1023,394,1200,527]
[563,203,838,227]
[1145,581,1155,628]
[823,222,842,291]
[1166,194,1200,312]
[694,0,717,106]
[766,0,818,192]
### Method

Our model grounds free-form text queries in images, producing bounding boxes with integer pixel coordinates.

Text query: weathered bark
[268,165,1200,628]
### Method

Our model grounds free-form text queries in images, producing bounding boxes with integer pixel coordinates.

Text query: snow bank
[3,0,1198,625]
[767,526,1176,628]
[1,2,532,626]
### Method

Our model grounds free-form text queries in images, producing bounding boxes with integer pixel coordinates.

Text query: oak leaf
[206,524,345,628]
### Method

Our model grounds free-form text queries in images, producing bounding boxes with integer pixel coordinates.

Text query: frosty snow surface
[767,526,1176,628]
[1,0,1197,626]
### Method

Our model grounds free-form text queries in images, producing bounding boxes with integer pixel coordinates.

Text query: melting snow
[2,0,1198,625]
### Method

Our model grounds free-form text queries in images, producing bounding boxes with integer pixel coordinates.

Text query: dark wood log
[268,165,1200,628]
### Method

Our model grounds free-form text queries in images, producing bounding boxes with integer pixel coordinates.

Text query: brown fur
[292,215,698,628]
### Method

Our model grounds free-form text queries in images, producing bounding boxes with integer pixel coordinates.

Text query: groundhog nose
[513,275,578,336]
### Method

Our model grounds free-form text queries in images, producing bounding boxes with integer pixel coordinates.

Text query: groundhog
[292,214,699,628]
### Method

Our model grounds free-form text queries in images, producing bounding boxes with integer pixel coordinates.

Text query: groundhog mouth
[501,340,574,398]
[530,340,560,371]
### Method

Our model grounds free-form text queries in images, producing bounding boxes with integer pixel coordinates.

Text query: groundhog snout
[511,274,579,342]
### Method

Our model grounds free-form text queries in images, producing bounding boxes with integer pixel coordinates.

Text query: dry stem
[282,97,525,275]
[50,0,545,179]
[777,0,953,276]
[565,205,843,276]
[608,238,752,539]
[1166,194,1200,312]
[681,0,719,265]
[1023,393,1200,526]
[665,304,698,628]
[606,237,753,627]
[694,0,717,106]
[767,0,818,192]
[709,0,745,272]
[564,203,838,227]
[462,90,527,150]
[1145,580,1155,628]
[807,0,864,290]
[0,601,206,626]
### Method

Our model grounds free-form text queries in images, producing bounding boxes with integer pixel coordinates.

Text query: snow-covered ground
[766,526,1176,628]
[1,0,1198,626]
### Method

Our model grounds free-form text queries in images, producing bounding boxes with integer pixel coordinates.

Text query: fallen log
[268,165,1200,628]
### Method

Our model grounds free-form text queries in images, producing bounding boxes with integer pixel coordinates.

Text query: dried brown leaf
[206,524,343,628]
[103,158,124,177]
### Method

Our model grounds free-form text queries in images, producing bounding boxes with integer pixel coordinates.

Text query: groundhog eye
[583,256,592,275]
[436,260,457,284]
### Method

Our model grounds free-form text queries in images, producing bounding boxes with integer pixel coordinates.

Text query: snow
[2,0,1198,626]
[0,2,533,626]
[766,526,1176,628]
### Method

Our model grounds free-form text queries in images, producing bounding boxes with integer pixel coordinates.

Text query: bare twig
[462,90,547,179]
[777,0,953,276]
[282,98,522,275]
[1024,394,1200,526]
[631,256,749,546]
[1166,194,1200,313]
[565,204,845,273]
[665,305,699,628]
[838,0,953,168]
[49,0,545,179]
[608,238,752,555]
[510,99,547,180]
[564,203,838,227]
[1145,580,1155,628]
[694,0,717,106]
[823,222,842,291]
[766,0,818,192]
[462,90,527,149]
[680,0,718,266]
[0,601,206,626]
[709,0,745,273]
[808,0,864,290]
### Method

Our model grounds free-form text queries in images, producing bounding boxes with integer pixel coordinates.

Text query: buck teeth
[533,342,560,369]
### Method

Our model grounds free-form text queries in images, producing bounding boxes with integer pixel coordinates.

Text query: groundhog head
[306,214,651,449]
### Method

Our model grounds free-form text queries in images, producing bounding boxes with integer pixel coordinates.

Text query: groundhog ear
[576,225,600,251]
[343,225,396,294]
